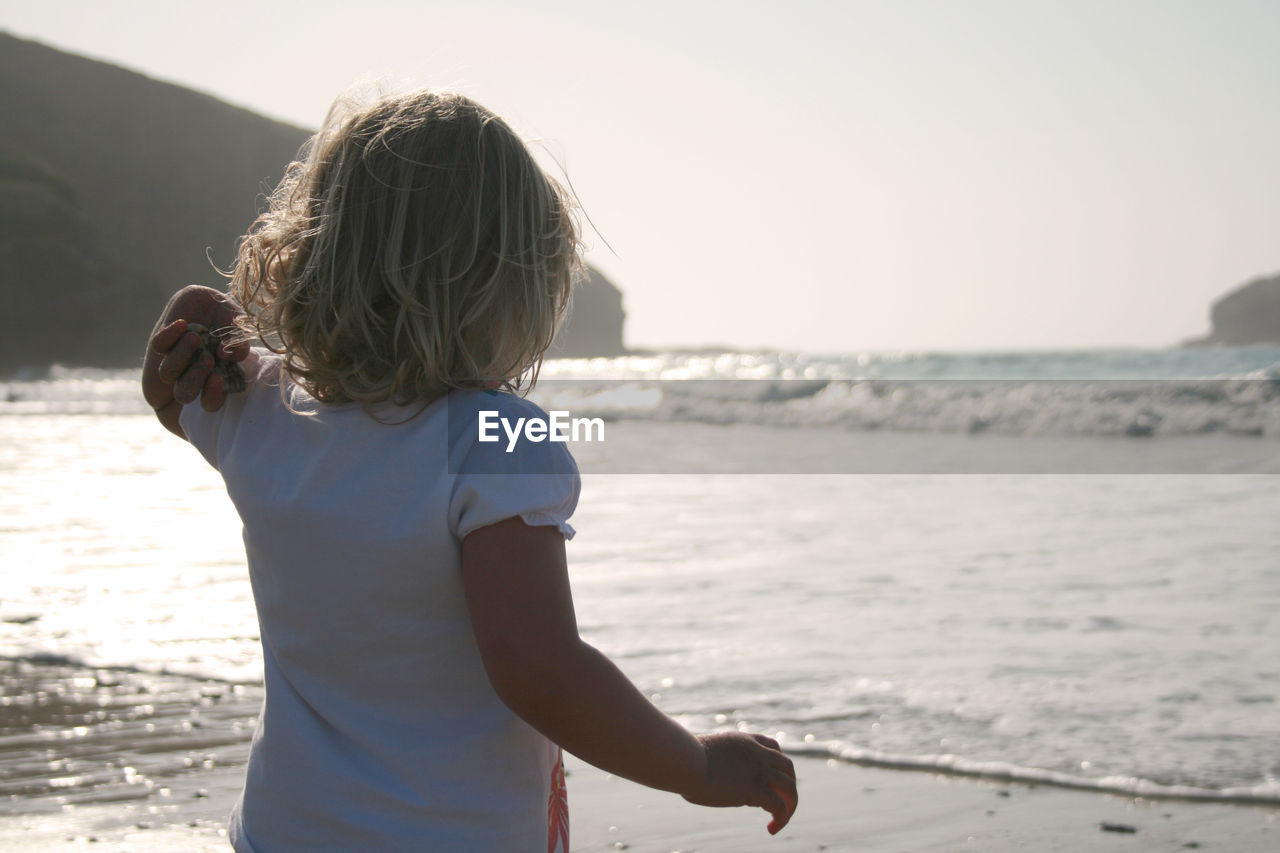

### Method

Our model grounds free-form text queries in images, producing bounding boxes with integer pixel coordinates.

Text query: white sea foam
[0,366,148,415]
[788,740,1280,805]
[525,377,1280,440]
[7,350,1280,436]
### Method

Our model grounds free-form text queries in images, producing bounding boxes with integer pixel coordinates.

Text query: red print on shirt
[548,750,569,853]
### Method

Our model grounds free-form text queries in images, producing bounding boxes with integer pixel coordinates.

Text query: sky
[3,0,1278,352]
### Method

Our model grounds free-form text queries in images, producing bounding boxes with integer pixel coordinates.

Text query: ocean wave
[530,378,1280,439]
[6,358,1280,439]
[541,347,1280,381]
[789,739,1280,806]
[0,366,148,415]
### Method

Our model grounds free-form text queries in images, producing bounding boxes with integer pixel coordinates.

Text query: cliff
[0,33,626,372]
[1184,273,1280,347]
[0,32,308,371]
[552,266,627,357]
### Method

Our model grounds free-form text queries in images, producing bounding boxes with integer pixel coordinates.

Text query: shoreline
[0,755,1275,852]
[2,651,1278,850]
[569,756,1279,852]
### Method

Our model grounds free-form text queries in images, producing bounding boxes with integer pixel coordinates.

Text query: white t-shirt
[180,352,578,852]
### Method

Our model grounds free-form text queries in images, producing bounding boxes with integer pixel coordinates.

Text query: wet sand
[568,757,1278,852]
[1,658,1275,851]
[0,657,255,850]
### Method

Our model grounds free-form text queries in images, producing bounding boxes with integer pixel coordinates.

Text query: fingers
[756,776,796,835]
[754,759,797,834]
[156,328,205,384]
[753,734,782,751]
[753,736,797,834]
[752,735,794,775]
[173,350,214,405]
[150,319,188,356]
[767,769,798,834]
[201,372,226,412]
[760,787,787,834]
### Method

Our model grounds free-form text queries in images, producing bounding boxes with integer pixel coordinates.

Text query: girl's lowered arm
[460,517,798,834]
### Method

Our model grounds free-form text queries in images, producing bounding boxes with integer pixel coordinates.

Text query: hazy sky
[4,0,1278,351]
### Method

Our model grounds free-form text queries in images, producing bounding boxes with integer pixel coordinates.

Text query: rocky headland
[0,33,624,373]
[1184,273,1280,347]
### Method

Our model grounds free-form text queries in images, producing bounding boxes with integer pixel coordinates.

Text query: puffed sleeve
[447,390,581,542]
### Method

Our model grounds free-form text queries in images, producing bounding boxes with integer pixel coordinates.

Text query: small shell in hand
[186,323,247,393]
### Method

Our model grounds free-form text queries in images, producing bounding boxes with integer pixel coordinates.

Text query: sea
[2,346,1279,816]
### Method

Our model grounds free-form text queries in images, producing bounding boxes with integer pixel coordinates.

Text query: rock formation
[551,267,626,357]
[1184,273,1280,347]
[0,33,626,372]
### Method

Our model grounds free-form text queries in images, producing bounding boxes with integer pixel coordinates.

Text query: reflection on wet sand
[0,657,259,811]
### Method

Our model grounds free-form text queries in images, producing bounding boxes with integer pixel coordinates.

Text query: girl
[142,89,796,851]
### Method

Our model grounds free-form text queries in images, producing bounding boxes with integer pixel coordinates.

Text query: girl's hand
[142,286,247,437]
[682,732,798,835]
[149,319,247,408]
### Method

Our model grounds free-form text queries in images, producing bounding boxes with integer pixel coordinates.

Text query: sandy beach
[1,751,1275,852]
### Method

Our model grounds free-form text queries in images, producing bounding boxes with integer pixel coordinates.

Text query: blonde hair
[230,89,580,407]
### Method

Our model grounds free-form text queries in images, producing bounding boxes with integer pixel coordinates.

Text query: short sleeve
[448,391,581,542]
[180,391,229,471]
[178,348,278,472]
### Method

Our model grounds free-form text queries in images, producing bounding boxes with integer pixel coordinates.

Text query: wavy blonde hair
[230,89,580,407]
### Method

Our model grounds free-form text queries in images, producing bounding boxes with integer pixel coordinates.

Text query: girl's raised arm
[461,516,798,835]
